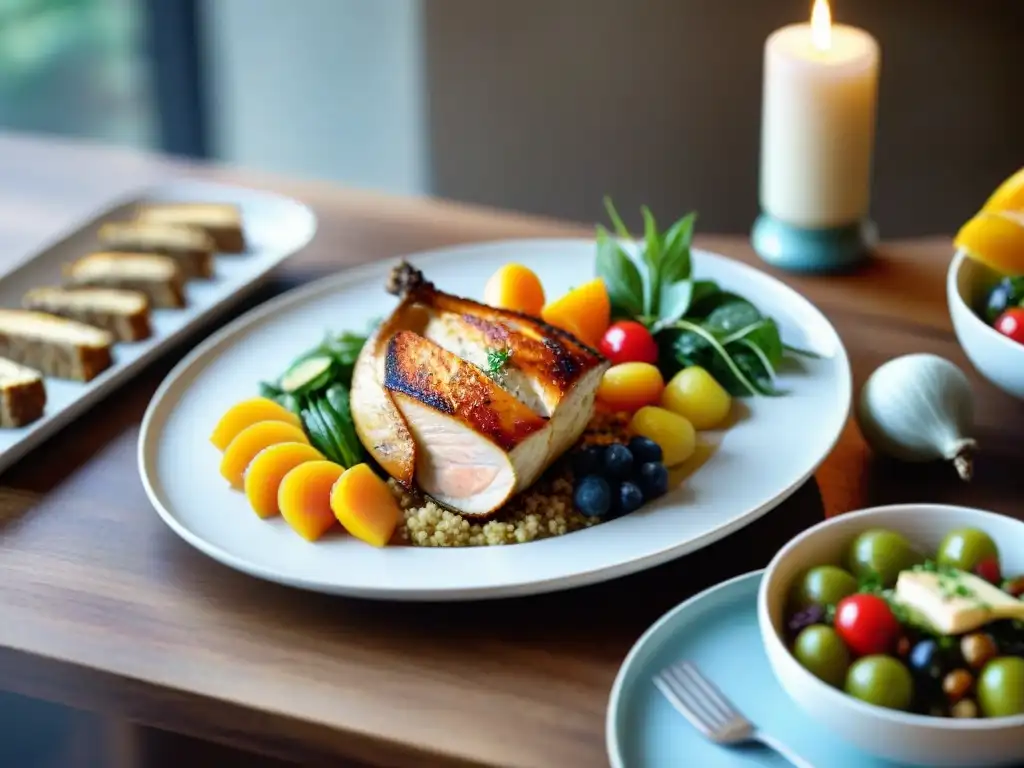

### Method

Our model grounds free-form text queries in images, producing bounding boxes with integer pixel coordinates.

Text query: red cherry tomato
[599,321,659,365]
[834,594,902,657]
[994,308,1024,345]
[974,556,1002,585]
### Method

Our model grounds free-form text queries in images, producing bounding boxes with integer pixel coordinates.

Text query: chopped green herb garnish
[858,570,885,594]
[486,346,513,377]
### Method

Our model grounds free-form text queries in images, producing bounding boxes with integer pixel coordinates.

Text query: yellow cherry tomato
[597,363,665,413]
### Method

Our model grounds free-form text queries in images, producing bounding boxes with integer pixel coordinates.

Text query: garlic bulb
[856,353,978,481]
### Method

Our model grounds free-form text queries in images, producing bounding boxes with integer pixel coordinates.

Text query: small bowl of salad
[948,247,1024,399]
[759,504,1024,767]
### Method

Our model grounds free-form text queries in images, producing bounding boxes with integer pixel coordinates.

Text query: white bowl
[758,503,1024,767]
[947,249,1024,399]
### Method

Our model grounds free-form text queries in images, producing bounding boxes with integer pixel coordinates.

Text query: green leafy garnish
[595,198,810,397]
[486,346,513,378]
[260,328,373,467]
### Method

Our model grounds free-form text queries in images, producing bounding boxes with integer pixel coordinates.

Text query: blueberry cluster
[571,437,669,518]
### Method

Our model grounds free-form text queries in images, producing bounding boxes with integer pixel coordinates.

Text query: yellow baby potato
[629,406,696,467]
[661,366,732,430]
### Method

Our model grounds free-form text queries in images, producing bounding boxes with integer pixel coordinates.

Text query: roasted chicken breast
[350,263,609,517]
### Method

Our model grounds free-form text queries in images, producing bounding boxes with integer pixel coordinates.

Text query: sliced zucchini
[280,355,333,394]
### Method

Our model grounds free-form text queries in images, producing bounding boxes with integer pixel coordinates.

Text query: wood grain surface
[0,132,1022,768]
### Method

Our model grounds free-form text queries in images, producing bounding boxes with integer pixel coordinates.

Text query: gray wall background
[425,0,1023,237]
[202,0,1023,238]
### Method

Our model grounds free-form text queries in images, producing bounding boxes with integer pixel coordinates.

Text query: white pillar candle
[759,0,880,229]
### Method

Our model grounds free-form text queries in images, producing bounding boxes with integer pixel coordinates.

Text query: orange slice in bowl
[980,166,1024,214]
[953,211,1024,276]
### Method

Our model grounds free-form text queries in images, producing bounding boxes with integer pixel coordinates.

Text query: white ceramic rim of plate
[604,569,764,768]
[138,238,852,600]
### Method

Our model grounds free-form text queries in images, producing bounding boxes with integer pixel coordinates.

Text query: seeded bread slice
[135,202,246,253]
[65,252,186,309]
[98,220,214,279]
[0,357,46,427]
[0,310,114,382]
[23,286,152,342]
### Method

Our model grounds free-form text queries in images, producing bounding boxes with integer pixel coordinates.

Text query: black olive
[985,276,1024,324]
[909,639,949,687]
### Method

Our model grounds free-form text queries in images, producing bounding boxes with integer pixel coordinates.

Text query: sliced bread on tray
[23,286,152,342]
[97,220,214,279]
[65,252,186,309]
[0,310,113,382]
[135,202,246,253]
[0,357,46,427]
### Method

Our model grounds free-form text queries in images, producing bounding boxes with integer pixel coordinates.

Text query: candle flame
[811,0,832,51]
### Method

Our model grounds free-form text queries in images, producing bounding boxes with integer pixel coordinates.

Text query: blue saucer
[606,571,906,767]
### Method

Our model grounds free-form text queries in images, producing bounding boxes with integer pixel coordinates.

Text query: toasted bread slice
[0,357,46,427]
[0,310,113,382]
[135,202,246,253]
[23,286,152,342]
[65,252,186,309]
[97,220,214,278]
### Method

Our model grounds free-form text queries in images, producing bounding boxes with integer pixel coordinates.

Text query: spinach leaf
[720,319,784,371]
[703,300,763,334]
[640,206,663,315]
[596,226,644,316]
[672,320,763,396]
[653,279,694,332]
[659,211,696,284]
[686,289,752,320]
[730,346,784,396]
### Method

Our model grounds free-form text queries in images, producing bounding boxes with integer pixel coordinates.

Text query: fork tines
[653,660,750,740]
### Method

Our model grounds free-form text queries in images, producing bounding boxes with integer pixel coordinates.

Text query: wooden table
[1,132,1022,768]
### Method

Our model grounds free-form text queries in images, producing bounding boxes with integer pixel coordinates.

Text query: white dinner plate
[139,239,851,601]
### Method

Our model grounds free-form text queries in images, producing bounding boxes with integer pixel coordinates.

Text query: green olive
[794,625,850,688]
[790,565,859,610]
[937,528,1000,573]
[977,657,1024,717]
[846,529,923,587]
[844,656,914,711]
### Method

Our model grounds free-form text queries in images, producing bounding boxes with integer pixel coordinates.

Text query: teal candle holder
[751,213,877,273]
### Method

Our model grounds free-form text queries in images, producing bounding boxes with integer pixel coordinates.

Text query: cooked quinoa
[391,410,632,547]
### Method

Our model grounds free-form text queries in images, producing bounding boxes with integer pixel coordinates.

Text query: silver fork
[653,660,816,768]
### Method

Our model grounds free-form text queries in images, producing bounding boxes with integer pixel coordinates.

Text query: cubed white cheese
[894,569,1024,636]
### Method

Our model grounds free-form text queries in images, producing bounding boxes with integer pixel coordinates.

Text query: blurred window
[0,0,158,148]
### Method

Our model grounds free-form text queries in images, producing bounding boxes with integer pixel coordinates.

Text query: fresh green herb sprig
[486,346,512,378]
[596,198,818,397]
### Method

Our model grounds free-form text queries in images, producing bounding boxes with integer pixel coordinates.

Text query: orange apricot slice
[219,420,309,489]
[954,210,1024,276]
[243,442,324,518]
[278,460,345,541]
[980,166,1024,214]
[330,463,402,548]
[483,263,546,316]
[210,397,301,451]
[541,277,611,348]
